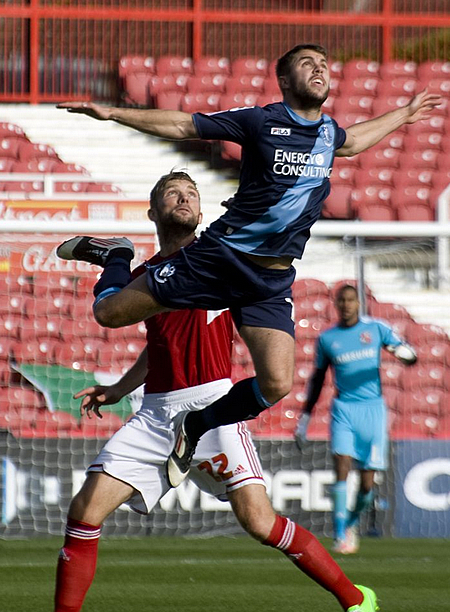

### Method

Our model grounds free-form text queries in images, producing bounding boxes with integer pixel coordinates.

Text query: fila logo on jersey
[360,331,372,344]
[271,127,291,136]
[154,262,176,284]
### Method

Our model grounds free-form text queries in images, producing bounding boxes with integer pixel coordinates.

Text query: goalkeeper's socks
[93,252,133,302]
[54,517,101,612]
[185,377,274,443]
[347,490,374,528]
[332,480,348,541]
[263,515,363,610]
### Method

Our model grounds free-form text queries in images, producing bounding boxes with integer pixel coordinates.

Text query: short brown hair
[150,170,199,206]
[276,44,328,79]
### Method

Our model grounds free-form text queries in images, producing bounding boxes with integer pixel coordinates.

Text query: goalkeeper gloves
[294,413,311,450]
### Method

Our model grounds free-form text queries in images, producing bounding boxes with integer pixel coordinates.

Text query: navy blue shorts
[146,231,296,337]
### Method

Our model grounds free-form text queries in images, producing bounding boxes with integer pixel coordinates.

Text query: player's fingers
[93,405,103,419]
[74,386,97,399]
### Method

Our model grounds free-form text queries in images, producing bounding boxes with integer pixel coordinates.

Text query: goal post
[0,219,449,539]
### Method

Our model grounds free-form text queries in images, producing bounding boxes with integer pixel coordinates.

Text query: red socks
[54,518,102,612]
[263,515,363,610]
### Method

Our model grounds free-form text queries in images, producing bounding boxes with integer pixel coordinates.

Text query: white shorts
[88,379,265,514]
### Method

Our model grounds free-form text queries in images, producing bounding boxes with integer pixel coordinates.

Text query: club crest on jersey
[154,262,176,284]
[360,331,372,344]
[271,127,291,136]
[319,124,333,147]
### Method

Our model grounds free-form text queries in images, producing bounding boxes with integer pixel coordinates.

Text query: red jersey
[132,253,234,394]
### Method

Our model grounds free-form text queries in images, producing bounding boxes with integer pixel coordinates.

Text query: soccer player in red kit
[54,171,378,612]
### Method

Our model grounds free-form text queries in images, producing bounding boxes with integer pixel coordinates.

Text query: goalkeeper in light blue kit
[295,284,417,554]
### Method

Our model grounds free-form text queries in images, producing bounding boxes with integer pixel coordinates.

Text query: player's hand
[404,89,443,124]
[56,101,112,121]
[74,385,123,419]
[294,413,311,450]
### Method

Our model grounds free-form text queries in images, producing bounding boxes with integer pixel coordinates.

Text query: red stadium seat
[180,92,221,113]
[333,112,371,127]
[369,301,412,320]
[294,362,315,386]
[390,184,432,209]
[377,76,419,97]
[329,60,344,79]
[330,164,357,186]
[417,342,450,366]
[12,158,59,173]
[0,338,16,361]
[118,55,155,81]
[0,180,43,194]
[351,184,393,209]
[307,413,330,441]
[186,74,228,94]
[31,273,77,297]
[399,149,439,170]
[393,168,434,189]
[354,167,396,188]
[79,411,124,437]
[372,95,411,118]
[18,141,59,162]
[52,161,89,174]
[106,321,147,343]
[0,274,33,295]
[359,147,401,169]
[297,317,331,339]
[356,202,396,222]
[407,115,448,136]
[296,296,332,320]
[155,55,193,75]
[379,60,418,79]
[0,386,45,410]
[224,75,265,94]
[122,72,153,106]
[406,321,449,344]
[21,316,62,341]
[342,59,380,79]
[263,77,280,96]
[257,93,283,106]
[295,339,317,362]
[11,339,54,364]
[53,181,88,194]
[86,183,123,194]
[231,57,268,77]
[417,61,450,82]
[0,293,28,317]
[0,121,27,139]
[219,92,259,110]
[0,315,23,339]
[404,131,446,151]
[340,76,380,97]
[148,74,190,97]
[383,386,401,413]
[396,202,434,222]
[155,91,183,111]
[334,96,374,116]
[292,278,329,299]
[391,413,439,439]
[0,137,23,158]
[194,56,230,75]
[0,157,16,172]
[64,319,107,342]
[402,364,449,392]
[380,362,405,389]
[322,185,354,220]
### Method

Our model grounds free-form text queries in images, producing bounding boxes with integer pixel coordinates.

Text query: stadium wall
[0,0,449,103]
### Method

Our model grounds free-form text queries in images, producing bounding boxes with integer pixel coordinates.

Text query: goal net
[0,226,449,538]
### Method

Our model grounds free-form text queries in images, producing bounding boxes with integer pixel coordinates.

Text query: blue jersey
[315,317,402,402]
[193,102,346,259]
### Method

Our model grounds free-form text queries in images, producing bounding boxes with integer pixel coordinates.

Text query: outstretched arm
[56,102,198,140]
[336,89,442,157]
[74,348,148,418]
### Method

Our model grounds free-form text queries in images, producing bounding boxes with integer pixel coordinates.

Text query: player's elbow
[93,299,124,328]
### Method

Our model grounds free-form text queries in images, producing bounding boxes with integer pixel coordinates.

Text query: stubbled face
[335,288,360,326]
[282,50,330,107]
[149,179,202,233]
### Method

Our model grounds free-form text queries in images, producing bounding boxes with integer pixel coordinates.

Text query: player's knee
[259,375,292,404]
[240,514,274,542]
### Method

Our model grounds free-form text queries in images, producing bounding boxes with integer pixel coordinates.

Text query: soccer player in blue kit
[57,43,440,491]
[295,285,417,554]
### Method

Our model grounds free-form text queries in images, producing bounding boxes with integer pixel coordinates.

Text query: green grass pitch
[0,536,448,611]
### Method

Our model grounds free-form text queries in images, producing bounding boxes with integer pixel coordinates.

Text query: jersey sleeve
[331,119,347,150]
[315,335,330,369]
[377,319,403,347]
[193,106,264,144]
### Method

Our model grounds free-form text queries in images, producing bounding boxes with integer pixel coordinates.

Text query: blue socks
[332,481,348,541]
[347,490,374,528]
